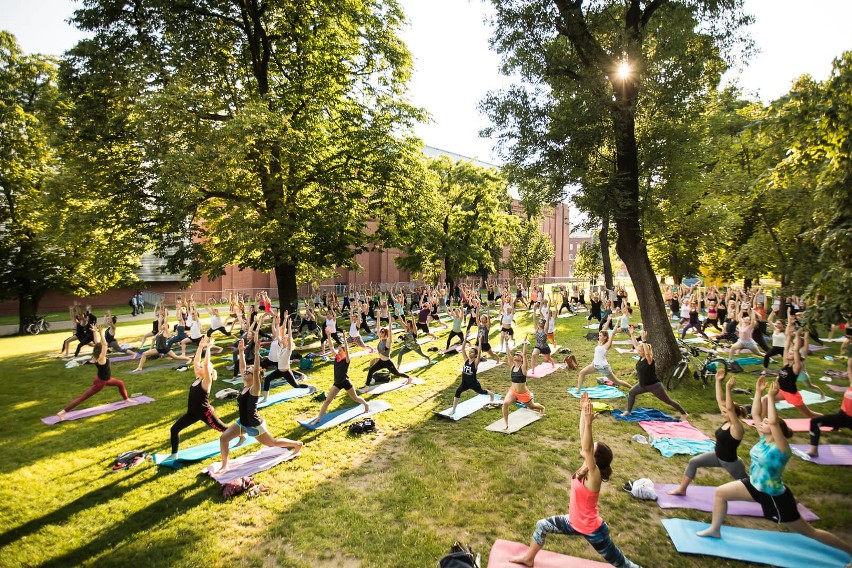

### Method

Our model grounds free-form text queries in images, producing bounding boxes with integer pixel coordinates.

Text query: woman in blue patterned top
[697,375,852,561]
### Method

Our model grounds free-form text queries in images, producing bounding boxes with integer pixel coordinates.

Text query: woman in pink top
[510,392,641,568]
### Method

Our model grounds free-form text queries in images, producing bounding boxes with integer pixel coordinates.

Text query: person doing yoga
[577,316,632,391]
[215,338,303,475]
[132,325,191,372]
[696,376,852,561]
[364,325,410,387]
[308,330,370,425]
[805,357,852,458]
[773,323,823,418]
[510,392,641,568]
[623,326,687,419]
[57,326,130,419]
[668,369,745,495]
[501,339,545,429]
[261,313,314,403]
[165,337,242,461]
[449,335,495,416]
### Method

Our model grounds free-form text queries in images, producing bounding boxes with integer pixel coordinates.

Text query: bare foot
[308,416,321,426]
[291,442,304,453]
[214,466,229,476]
[509,555,534,566]
[667,488,687,496]
[235,435,247,447]
[539,405,546,415]
[131,368,142,373]
[56,410,67,421]
[362,403,370,413]
[805,447,819,457]
[696,528,721,538]
[503,422,509,430]
[681,413,689,420]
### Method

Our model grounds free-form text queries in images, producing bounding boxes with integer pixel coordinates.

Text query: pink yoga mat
[202,446,300,484]
[639,420,710,441]
[653,483,819,521]
[488,539,611,568]
[527,363,564,378]
[41,396,155,425]
[826,383,849,393]
[745,418,832,432]
[791,444,852,466]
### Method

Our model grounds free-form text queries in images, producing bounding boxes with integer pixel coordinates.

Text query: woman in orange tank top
[509,392,641,568]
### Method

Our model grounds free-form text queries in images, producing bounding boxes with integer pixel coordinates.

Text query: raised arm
[521,336,529,374]
[752,373,767,423]
[714,367,727,414]
[726,375,744,438]
[95,326,107,365]
[579,393,600,487]
[767,380,788,453]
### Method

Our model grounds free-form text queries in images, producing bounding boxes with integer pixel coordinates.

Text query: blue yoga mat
[153,436,258,468]
[735,356,763,366]
[612,408,679,422]
[568,386,626,399]
[662,518,850,568]
[650,437,716,458]
[257,387,314,409]
[298,399,392,430]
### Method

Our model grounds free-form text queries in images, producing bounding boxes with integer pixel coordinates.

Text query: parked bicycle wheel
[667,361,688,390]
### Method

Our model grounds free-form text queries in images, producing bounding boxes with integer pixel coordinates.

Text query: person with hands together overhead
[502,337,545,430]
[510,392,641,568]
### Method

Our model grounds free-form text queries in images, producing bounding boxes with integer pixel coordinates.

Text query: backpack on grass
[112,450,148,471]
[348,418,376,435]
[437,541,479,568]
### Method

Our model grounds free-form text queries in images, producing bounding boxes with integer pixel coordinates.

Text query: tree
[394,156,515,288]
[483,0,751,374]
[573,240,603,281]
[505,216,555,287]
[66,0,426,311]
[0,32,142,332]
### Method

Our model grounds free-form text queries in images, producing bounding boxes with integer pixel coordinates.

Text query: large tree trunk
[611,77,679,376]
[17,289,41,335]
[599,217,614,289]
[274,264,299,314]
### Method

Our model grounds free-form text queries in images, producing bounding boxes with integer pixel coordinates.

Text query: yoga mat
[131,360,188,374]
[557,312,576,318]
[485,408,542,433]
[611,339,634,345]
[257,387,315,409]
[435,393,502,420]
[440,344,464,354]
[203,446,301,484]
[683,337,707,344]
[808,344,827,352]
[650,437,716,457]
[493,340,528,354]
[615,347,637,354]
[776,390,833,410]
[398,358,436,374]
[294,342,322,351]
[298,399,392,430]
[734,356,763,366]
[348,348,375,358]
[639,421,709,441]
[487,539,611,568]
[568,386,626,399]
[826,383,849,393]
[154,436,259,468]
[41,396,154,425]
[745,418,832,432]
[358,377,424,395]
[459,359,503,374]
[654,484,819,521]
[584,324,600,329]
[791,444,852,466]
[417,336,435,345]
[612,408,679,422]
[661,518,850,568]
[527,363,564,378]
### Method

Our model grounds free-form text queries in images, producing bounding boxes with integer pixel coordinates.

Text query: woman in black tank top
[165,336,239,461]
[500,338,545,430]
[668,369,747,495]
[57,326,130,420]
[215,320,303,475]
[308,329,370,425]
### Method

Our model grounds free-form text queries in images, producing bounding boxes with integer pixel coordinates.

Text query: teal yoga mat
[661,518,850,568]
[153,436,258,468]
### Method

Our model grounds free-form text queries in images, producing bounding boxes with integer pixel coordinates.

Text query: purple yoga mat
[41,396,155,425]
[202,446,300,484]
[826,383,849,393]
[654,483,819,521]
[791,444,852,465]
[808,344,827,352]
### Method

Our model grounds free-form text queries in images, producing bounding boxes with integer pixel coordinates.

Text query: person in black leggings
[309,330,369,424]
[165,336,242,461]
[364,326,410,387]
[623,327,687,418]
[449,336,495,416]
[806,358,852,457]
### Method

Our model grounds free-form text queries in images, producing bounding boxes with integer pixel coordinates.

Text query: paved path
[0,312,150,337]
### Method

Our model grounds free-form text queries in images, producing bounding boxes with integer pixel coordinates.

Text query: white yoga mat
[398,358,436,374]
[459,358,503,373]
[776,390,833,410]
[435,393,502,420]
[485,408,542,433]
[202,446,300,484]
[358,377,425,395]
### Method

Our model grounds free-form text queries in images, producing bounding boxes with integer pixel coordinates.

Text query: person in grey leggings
[622,327,687,418]
[668,370,747,495]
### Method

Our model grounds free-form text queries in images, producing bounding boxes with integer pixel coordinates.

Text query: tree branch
[640,0,668,29]
[173,2,243,28]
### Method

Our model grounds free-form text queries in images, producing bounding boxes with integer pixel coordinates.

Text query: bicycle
[25,315,51,335]
[667,338,728,390]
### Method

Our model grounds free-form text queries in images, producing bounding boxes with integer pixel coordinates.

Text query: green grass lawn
[0,310,849,567]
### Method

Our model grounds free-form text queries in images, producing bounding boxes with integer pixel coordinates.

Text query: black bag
[437,542,479,568]
[112,450,148,471]
[348,418,376,435]
[728,360,744,373]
